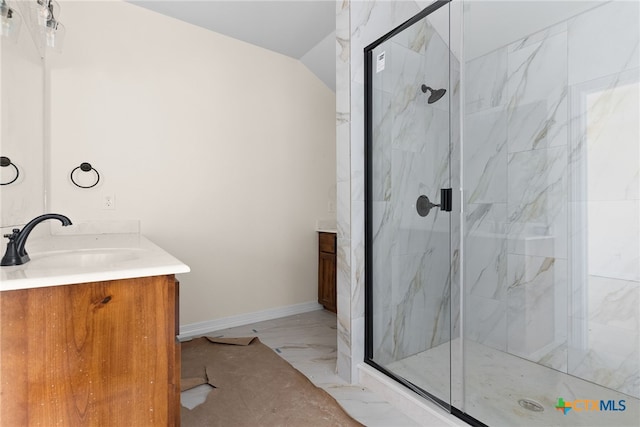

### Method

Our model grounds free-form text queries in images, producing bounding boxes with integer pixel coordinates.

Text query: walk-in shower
[364,1,639,426]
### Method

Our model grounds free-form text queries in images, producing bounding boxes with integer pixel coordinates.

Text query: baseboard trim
[179,301,323,339]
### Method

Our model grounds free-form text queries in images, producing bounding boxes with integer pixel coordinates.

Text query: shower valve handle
[416,189,452,217]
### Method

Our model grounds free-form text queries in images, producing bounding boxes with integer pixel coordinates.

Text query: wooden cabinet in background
[318,232,337,313]
[0,275,181,426]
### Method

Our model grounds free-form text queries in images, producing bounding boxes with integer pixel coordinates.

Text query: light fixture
[30,0,64,53]
[0,0,22,43]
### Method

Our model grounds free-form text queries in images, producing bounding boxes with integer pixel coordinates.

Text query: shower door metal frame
[363,2,484,426]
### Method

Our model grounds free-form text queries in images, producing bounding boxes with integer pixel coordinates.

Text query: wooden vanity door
[0,275,179,426]
[318,232,337,313]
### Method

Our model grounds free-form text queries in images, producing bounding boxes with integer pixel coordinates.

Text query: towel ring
[70,162,100,188]
[0,156,19,186]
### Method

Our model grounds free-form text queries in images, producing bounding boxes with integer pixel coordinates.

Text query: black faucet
[1,214,73,266]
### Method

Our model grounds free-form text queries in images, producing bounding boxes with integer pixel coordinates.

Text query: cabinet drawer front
[319,232,336,253]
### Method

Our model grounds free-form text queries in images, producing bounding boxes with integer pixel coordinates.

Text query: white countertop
[316,228,337,233]
[315,219,337,233]
[0,233,190,291]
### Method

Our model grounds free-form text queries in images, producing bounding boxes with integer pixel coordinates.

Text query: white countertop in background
[315,219,337,233]
[316,227,337,233]
[0,233,190,291]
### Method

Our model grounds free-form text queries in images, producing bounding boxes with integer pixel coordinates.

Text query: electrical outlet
[328,200,336,213]
[103,194,115,210]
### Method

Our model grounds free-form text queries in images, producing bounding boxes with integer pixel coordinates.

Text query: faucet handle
[3,228,20,240]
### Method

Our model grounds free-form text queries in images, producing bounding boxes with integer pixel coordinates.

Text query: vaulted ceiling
[129,1,336,91]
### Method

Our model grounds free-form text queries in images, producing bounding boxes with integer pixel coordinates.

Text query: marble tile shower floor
[180,309,425,426]
[388,338,640,426]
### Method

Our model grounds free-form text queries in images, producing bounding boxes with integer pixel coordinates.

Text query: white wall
[47,0,336,325]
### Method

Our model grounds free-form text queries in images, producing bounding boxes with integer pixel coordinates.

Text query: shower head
[421,84,447,104]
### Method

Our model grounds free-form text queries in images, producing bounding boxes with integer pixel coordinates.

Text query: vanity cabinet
[318,232,337,313]
[0,275,180,426]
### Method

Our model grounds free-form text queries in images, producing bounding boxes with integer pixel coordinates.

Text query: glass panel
[368,3,452,407]
[568,71,639,395]
[462,1,639,425]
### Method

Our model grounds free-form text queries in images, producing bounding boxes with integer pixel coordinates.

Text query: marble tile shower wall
[463,23,569,364]
[463,1,639,398]
[370,17,453,365]
[336,0,429,382]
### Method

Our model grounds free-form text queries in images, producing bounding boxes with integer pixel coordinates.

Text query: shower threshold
[387,338,639,426]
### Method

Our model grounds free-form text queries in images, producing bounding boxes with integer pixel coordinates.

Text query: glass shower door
[365,1,452,409]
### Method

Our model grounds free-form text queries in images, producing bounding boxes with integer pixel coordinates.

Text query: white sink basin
[1,233,190,291]
[28,248,145,269]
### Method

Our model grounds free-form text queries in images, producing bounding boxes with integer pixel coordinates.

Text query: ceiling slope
[129,0,336,91]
